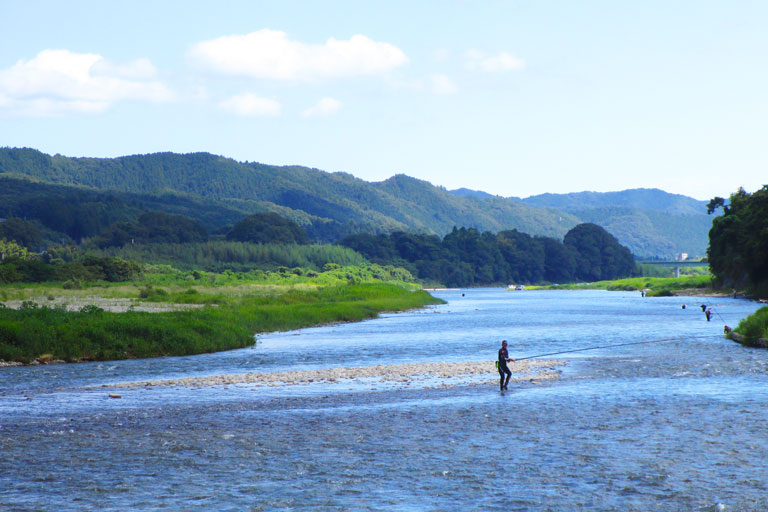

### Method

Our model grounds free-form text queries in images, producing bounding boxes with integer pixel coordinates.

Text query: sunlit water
[2,290,767,511]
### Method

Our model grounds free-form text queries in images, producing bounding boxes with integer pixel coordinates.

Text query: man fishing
[498,340,515,391]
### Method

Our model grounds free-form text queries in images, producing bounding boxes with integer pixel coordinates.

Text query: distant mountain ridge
[0,147,712,257]
[449,187,712,257]
[0,147,578,241]
[521,188,707,216]
[449,188,495,200]
[520,189,711,257]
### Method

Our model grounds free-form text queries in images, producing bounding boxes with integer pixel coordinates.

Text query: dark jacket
[498,347,509,367]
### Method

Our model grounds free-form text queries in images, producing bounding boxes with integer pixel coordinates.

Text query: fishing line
[711,307,729,325]
[513,334,720,361]
[697,301,730,327]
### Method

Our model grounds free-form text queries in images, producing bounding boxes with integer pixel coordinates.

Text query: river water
[2,289,767,511]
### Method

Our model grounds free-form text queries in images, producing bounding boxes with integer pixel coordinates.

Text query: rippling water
[2,290,767,511]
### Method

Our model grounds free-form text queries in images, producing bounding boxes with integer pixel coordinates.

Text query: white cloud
[0,49,172,117]
[91,57,158,79]
[302,97,342,118]
[219,93,281,117]
[465,50,525,72]
[188,29,408,81]
[430,74,458,95]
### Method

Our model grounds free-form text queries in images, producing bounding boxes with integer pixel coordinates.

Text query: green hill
[567,207,712,258]
[521,188,707,216]
[519,189,712,258]
[0,147,712,257]
[0,147,580,242]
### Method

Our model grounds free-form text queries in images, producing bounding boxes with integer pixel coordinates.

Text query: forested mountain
[0,176,259,243]
[520,189,711,257]
[450,187,713,257]
[564,206,712,258]
[449,188,494,200]
[521,188,706,215]
[0,148,579,241]
[0,147,710,257]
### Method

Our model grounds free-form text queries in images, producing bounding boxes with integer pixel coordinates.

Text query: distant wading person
[498,340,514,391]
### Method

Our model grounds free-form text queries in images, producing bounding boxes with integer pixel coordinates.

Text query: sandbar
[107,359,564,390]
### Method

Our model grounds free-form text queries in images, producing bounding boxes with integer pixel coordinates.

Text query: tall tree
[227,213,309,245]
[708,186,768,292]
[0,218,44,250]
[563,223,635,281]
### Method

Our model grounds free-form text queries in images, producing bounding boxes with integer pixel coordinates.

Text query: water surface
[2,290,766,511]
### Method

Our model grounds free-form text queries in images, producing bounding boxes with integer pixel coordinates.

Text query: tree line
[1,204,637,286]
[93,241,367,273]
[340,223,636,288]
[0,244,141,285]
[707,186,768,297]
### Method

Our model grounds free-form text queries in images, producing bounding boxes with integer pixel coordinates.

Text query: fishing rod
[512,334,720,361]
[696,301,730,328]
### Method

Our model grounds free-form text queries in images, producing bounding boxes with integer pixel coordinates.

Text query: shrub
[139,285,169,300]
[20,301,39,311]
[734,306,768,343]
[80,305,105,314]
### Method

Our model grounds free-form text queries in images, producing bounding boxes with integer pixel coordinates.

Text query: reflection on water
[1,290,767,511]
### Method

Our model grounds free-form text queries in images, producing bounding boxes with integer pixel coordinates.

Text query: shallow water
[2,290,767,511]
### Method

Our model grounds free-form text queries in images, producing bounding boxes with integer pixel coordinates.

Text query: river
[1,289,767,511]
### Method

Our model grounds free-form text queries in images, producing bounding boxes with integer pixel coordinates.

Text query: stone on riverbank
[106,360,564,390]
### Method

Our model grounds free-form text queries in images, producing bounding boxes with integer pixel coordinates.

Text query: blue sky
[1,1,766,200]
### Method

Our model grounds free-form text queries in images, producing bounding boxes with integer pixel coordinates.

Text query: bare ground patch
[2,297,206,312]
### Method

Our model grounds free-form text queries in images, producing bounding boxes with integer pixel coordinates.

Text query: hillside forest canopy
[1,204,637,288]
[0,148,655,287]
[707,185,768,297]
[340,223,636,287]
[0,147,712,258]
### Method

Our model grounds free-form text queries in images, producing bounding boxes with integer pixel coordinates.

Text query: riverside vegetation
[0,213,637,364]
[707,186,768,347]
[531,274,714,296]
[0,262,443,364]
[0,150,725,362]
[728,306,768,347]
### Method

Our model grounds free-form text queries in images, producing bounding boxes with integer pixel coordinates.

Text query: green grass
[730,306,768,346]
[0,262,419,301]
[529,275,714,295]
[0,283,443,363]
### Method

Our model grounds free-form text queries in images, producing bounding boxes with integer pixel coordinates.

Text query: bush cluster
[341,223,636,287]
[0,256,141,284]
[731,306,768,345]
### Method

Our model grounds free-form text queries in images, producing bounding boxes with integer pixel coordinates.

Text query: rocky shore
[106,359,564,390]
[728,331,768,349]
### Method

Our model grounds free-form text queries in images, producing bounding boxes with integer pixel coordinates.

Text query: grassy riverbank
[0,265,444,364]
[528,275,715,296]
[728,306,768,348]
